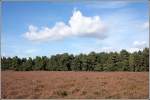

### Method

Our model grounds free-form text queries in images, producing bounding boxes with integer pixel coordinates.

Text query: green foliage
[22,57,33,71]
[1,48,149,72]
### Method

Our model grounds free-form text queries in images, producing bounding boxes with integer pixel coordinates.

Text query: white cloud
[133,41,147,48]
[69,10,107,38]
[86,1,129,9]
[26,49,37,54]
[24,23,71,41]
[143,21,149,30]
[85,0,145,9]
[24,10,107,41]
[127,48,142,53]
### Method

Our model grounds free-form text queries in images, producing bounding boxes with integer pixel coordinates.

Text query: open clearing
[1,71,149,99]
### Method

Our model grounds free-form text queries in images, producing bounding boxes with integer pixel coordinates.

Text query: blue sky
[1,1,149,58]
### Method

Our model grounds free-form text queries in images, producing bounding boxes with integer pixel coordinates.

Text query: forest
[1,48,149,71]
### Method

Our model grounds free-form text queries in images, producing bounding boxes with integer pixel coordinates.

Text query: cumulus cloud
[24,10,107,41]
[25,23,71,41]
[133,41,147,48]
[127,48,142,53]
[69,10,107,38]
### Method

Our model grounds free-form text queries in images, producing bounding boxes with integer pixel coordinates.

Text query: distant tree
[107,52,120,71]
[97,52,109,71]
[59,53,72,71]
[120,50,130,71]
[1,48,149,72]
[87,52,97,71]
[11,56,21,70]
[142,48,149,71]
[72,55,82,71]
[47,55,60,71]
[33,56,43,70]
[129,54,135,71]
[20,57,33,71]
[1,57,12,70]
[40,56,48,70]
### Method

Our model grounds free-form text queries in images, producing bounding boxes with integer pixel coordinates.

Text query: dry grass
[1,71,149,99]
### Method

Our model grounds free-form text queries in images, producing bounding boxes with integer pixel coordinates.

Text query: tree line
[1,48,149,71]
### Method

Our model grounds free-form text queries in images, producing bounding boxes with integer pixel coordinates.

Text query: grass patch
[55,89,68,97]
[81,91,87,95]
